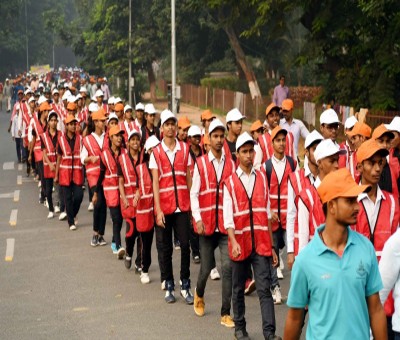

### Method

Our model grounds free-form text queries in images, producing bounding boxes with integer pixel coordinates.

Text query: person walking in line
[284,168,387,340]
[150,109,194,304]
[55,114,84,231]
[191,119,235,327]
[224,132,281,340]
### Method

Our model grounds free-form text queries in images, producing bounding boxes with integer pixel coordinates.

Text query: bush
[200,77,240,91]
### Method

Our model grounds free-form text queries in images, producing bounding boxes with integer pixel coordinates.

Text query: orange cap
[356,139,389,163]
[201,109,215,121]
[317,168,371,204]
[203,134,210,146]
[265,103,280,116]
[114,103,124,112]
[92,109,107,121]
[69,86,76,93]
[372,124,395,140]
[178,116,191,129]
[270,126,287,141]
[39,102,51,112]
[281,99,294,111]
[67,102,77,111]
[64,114,78,125]
[108,125,124,137]
[347,122,371,138]
[250,120,264,132]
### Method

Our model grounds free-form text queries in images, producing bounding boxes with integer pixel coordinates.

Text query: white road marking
[14,190,20,202]
[18,163,23,171]
[17,176,22,185]
[5,238,15,261]
[3,162,14,170]
[0,192,13,199]
[73,307,89,312]
[9,209,18,226]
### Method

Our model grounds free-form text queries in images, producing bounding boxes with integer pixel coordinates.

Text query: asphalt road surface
[0,109,296,340]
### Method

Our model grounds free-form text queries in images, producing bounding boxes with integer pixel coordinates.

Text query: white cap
[144,103,156,114]
[95,89,104,97]
[79,86,87,93]
[314,139,346,162]
[62,90,72,101]
[128,129,141,141]
[64,83,69,89]
[208,119,226,134]
[28,96,36,104]
[344,116,358,129]
[160,109,177,125]
[67,95,76,103]
[236,132,256,151]
[114,97,123,104]
[135,102,145,111]
[52,88,59,95]
[124,104,132,113]
[320,109,340,125]
[108,112,118,122]
[6,78,9,81]
[108,96,115,105]
[38,95,48,105]
[226,108,245,123]
[305,130,324,149]
[39,83,44,89]
[75,94,82,101]
[91,95,97,102]
[24,89,32,95]
[388,116,400,133]
[145,135,160,152]
[188,125,202,137]
[88,103,99,112]
[103,77,107,81]
[47,111,58,122]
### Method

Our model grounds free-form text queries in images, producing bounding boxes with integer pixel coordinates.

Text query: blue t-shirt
[287,225,383,340]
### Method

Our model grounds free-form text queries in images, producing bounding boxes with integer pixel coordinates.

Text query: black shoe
[234,330,251,340]
[125,256,132,269]
[98,236,107,246]
[174,240,181,250]
[91,235,99,247]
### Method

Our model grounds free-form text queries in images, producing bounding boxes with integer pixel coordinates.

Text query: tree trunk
[223,24,262,100]
[147,64,157,102]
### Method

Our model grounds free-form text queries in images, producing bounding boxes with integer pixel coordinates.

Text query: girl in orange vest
[41,111,60,219]
[55,114,84,231]
[93,125,125,259]
[82,109,108,247]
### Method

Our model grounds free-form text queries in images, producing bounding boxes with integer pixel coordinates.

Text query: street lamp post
[25,0,29,72]
[171,0,176,114]
[128,0,132,106]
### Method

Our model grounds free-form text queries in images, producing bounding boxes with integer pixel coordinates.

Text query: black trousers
[45,178,54,212]
[109,206,123,248]
[37,161,46,202]
[90,186,107,235]
[232,251,276,338]
[62,183,83,226]
[189,220,200,257]
[155,212,190,283]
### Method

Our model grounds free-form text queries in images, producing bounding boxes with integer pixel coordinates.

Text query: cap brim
[341,184,371,198]
[266,106,280,115]
[359,148,389,163]
[236,139,256,152]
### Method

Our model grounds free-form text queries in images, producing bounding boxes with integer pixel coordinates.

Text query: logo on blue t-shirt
[356,260,366,277]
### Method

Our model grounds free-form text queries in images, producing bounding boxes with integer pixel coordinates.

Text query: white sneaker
[69,225,77,231]
[272,286,282,305]
[277,267,284,280]
[47,212,54,219]
[140,272,150,284]
[117,247,126,260]
[279,252,285,270]
[59,212,67,221]
[161,280,166,290]
[54,206,60,213]
[88,202,94,211]
[38,181,41,188]
[210,267,221,280]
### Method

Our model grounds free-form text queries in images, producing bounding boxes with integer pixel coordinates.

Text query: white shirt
[357,186,385,234]
[280,118,309,154]
[297,176,322,253]
[379,229,400,332]
[286,158,316,253]
[11,110,26,138]
[253,143,263,170]
[269,155,287,183]
[134,118,142,129]
[190,150,226,224]
[80,132,105,165]
[223,167,271,230]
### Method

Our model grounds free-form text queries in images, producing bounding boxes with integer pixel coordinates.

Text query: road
[0,108,295,340]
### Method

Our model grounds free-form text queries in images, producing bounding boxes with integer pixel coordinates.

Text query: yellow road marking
[9,209,18,226]
[5,238,15,261]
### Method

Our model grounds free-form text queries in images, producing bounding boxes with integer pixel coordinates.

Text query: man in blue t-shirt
[284,168,387,340]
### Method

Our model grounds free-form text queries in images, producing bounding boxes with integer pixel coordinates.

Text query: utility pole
[171,0,176,114]
[25,0,29,72]
[128,0,132,106]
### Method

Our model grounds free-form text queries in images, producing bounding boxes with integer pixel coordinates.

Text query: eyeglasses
[323,124,340,130]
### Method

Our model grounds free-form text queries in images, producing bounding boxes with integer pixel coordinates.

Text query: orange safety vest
[32,115,45,162]
[58,133,83,186]
[82,133,105,188]
[265,156,297,231]
[258,131,296,162]
[42,130,58,179]
[224,170,273,261]
[100,148,120,208]
[338,141,351,169]
[296,185,325,255]
[119,121,136,143]
[195,154,235,235]
[388,151,400,201]
[152,141,190,215]
[136,163,155,232]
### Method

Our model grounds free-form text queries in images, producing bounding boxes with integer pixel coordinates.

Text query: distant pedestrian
[4,78,13,112]
[272,76,289,107]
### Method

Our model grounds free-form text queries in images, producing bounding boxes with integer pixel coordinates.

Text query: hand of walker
[92,192,98,205]
[157,211,165,228]
[272,248,279,267]
[271,212,280,223]
[123,198,129,208]
[232,242,241,258]
[91,156,99,164]
[196,221,205,235]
